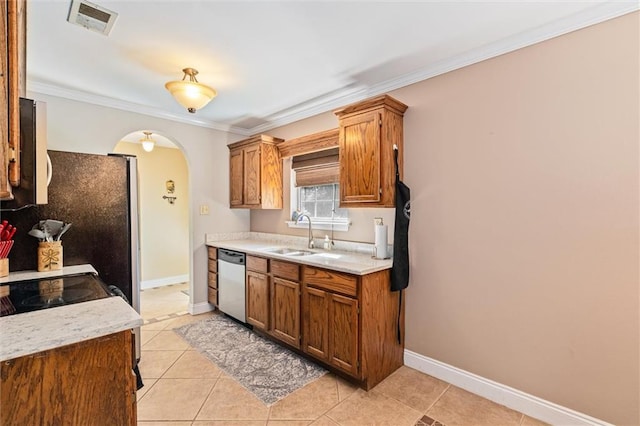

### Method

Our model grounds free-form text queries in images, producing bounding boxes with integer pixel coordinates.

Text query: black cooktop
[0,273,112,317]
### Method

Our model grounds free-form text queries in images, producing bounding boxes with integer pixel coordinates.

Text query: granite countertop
[0,265,143,362]
[0,296,142,362]
[206,238,393,275]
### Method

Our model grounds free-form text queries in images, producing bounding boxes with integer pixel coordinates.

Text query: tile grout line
[518,412,525,425]
[190,375,220,423]
[368,387,432,425]
[421,383,451,425]
[324,381,362,426]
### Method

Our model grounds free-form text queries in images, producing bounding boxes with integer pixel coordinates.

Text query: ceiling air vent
[67,0,118,36]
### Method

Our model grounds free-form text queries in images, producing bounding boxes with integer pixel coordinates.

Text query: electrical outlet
[200,204,210,215]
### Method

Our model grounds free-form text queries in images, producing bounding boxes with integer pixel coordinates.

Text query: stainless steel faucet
[297,214,314,249]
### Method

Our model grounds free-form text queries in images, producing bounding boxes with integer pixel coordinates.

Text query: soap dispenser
[323,235,331,250]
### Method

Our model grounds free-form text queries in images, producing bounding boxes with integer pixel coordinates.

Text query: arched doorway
[114,131,191,321]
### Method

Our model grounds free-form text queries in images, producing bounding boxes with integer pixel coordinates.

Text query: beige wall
[253,13,640,425]
[114,142,189,284]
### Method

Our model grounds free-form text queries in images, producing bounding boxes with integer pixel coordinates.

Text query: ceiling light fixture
[165,67,217,113]
[140,131,155,152]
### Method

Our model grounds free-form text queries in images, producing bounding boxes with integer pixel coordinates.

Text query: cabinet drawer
[208,247,217,260]
[247,255,268,273]
[304,267,357,297]
[208,258,217,273]
[271,260,300,281]
[208,287,218,305]
[208,272,217,289]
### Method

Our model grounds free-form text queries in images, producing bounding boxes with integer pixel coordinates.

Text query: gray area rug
[175,314,327,405]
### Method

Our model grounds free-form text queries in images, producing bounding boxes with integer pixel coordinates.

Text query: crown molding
[247,1,639,135]
[26,80,253,136]
[28,2,638,137]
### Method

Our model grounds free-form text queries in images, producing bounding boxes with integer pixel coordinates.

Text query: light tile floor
[140,282,190,323]
[138,286,548,426]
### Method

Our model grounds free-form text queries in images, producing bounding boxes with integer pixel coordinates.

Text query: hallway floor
[140,282,189,324]
[137,286,548,426]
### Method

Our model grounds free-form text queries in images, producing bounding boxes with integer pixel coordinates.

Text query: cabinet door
[243,144,261,206]
[302,285,329,361]
[339,111,381,204]
[246,270,269,331]
[229,148,244,206]
[0,0,25,200]
[1,331,136,426]
[1,353,46,423]
[329,293,359,376]
[0,0,10,200]
[271,277,300,348]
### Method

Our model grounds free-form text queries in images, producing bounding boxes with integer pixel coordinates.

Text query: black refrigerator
[1,150,141,354]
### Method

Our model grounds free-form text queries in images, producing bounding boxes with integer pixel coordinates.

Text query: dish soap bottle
[323,235,331,250]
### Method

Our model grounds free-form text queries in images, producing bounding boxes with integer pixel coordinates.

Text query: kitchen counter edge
[0,296,143,362]
[206,239,392,275]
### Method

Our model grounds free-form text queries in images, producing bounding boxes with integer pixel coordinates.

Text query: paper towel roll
[374,224,388,259]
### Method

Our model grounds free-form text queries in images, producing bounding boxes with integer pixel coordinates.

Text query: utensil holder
[0,258,8,277]
[38,241,63,272]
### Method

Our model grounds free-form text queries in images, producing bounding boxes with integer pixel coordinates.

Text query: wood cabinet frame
[1,0,26,200]
[228,134,284,209]
[334,95,407,208]
[207,247,218,306]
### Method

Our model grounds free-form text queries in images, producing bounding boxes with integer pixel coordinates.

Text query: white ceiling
[27,1,637,137]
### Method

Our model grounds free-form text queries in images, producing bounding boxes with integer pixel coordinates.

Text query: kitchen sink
[286,250,315,256]
[263,247,315,256]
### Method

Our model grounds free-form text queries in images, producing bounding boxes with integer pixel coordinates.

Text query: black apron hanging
[391,146,410,343]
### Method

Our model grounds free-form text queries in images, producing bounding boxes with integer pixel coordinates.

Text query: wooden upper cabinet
[243,143,261,206]
[229,148,244,206]
[1,0,26,201]
[334,95,407,208]
[228,134,284,209]
[339,111,381,204]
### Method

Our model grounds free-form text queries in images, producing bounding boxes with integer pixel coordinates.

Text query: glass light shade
[142,140,155,152]
[165,80,217,113]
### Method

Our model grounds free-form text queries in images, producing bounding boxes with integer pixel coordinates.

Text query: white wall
[30,92,249,312]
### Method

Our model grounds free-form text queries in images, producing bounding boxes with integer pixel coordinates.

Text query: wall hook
[163,195,177,205]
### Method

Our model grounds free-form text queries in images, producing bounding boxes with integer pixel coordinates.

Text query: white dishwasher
[217,249,246,322]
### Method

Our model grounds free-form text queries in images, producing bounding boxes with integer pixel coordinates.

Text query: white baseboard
[404,350,613,426]
[189,302,214,315]
[141,274,189,290]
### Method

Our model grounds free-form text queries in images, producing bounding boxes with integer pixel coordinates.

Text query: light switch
[200,204,210,215]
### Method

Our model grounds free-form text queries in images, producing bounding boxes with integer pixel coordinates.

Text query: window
[298,183,347,221]
[288,176,350,231]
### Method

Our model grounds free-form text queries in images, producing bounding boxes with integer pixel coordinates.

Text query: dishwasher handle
[218,249,246,265]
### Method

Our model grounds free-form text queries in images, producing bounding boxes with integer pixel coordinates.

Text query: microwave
[1,98,48,209]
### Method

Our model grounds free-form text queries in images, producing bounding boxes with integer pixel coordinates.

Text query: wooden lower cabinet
[207,247,217,306]
[246,270,269,331]
[303,266,403,389]
[270,277,300,348]
[328,292,359,376]
[0,330,136,426]
[302,285,329,360]
[302,284,358,376]
[205,247,403,390]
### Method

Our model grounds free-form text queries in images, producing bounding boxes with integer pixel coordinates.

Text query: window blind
[292,148,339,187]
